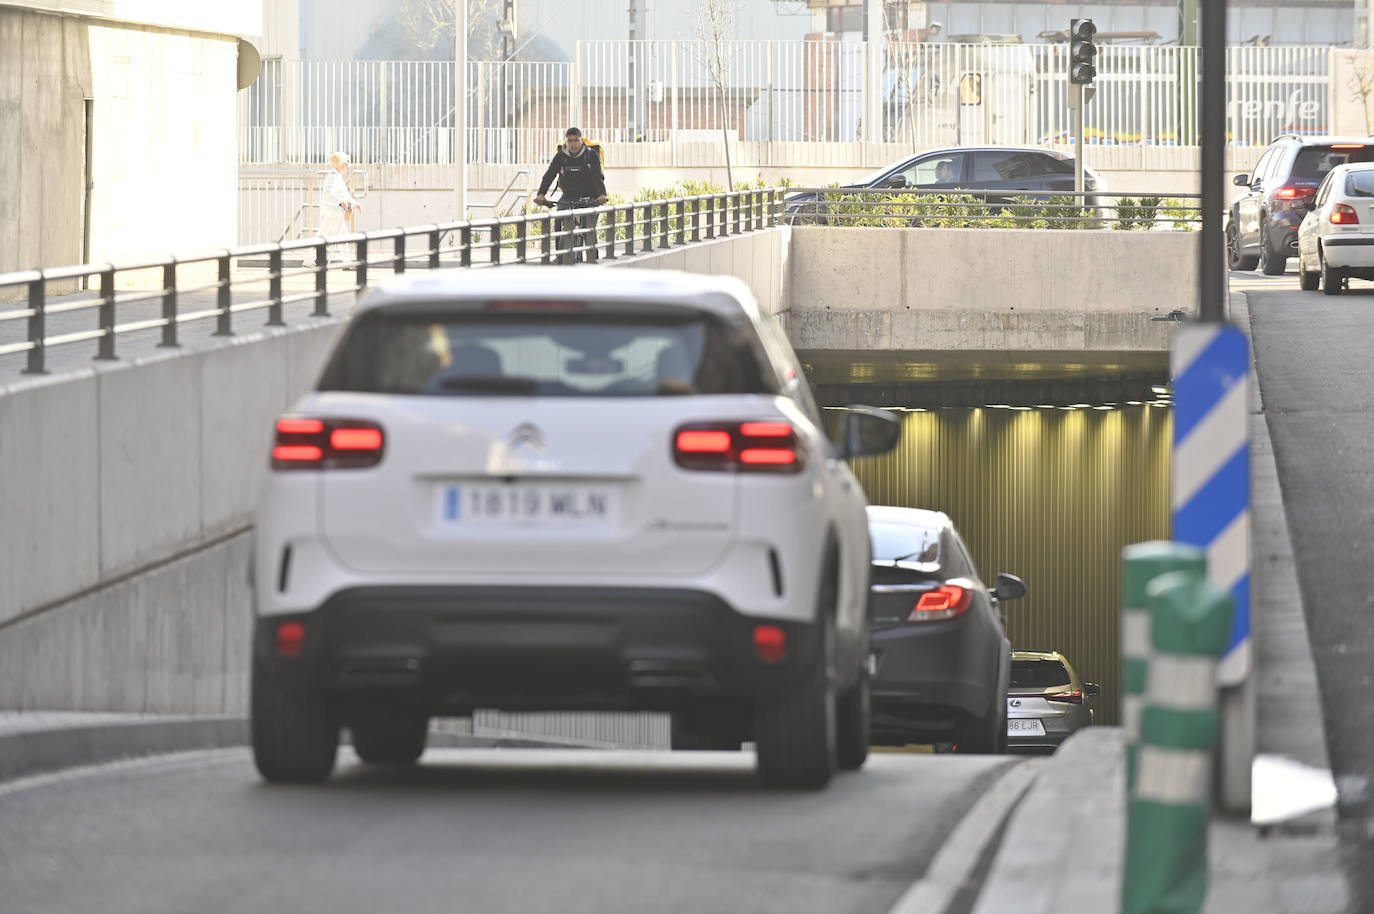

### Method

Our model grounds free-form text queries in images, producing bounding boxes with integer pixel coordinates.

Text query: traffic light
[1069,19,1097,86]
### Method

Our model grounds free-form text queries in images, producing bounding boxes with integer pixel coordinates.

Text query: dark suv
[1228,134,1374,275]
[784,146,1103,222]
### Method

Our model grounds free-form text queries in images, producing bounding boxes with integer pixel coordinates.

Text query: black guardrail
[0,189,784,375]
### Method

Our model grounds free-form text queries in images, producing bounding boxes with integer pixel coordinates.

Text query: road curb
[0,715,607,785]
[886,756,1045,914]
[0,716,249,784]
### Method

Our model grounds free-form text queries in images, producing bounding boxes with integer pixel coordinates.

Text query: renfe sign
[1231,90,1322,126]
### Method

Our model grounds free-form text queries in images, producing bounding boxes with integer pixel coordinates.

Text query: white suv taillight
[271,416,385,470]
[673,420,804,474]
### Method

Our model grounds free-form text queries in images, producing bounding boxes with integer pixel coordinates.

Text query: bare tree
[689,0,739,190]
[1348,50,1374,136]
[399,0,505,59]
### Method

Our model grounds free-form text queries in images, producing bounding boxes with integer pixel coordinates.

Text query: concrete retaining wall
[0,319,344,633]
[613,227,790,324]
[788,227,1197,354]
[0,230,783,713]
[1,7,249,300]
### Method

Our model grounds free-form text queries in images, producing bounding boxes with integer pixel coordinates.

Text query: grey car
[1005,651,1099,752]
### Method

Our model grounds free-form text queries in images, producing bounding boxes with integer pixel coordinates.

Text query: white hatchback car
[1297,161,1374,294]
[251,266,900,788]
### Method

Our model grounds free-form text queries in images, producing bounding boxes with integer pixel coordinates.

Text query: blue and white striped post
[1170,323,1253,814]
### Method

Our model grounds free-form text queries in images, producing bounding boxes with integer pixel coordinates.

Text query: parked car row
[1228,132,1374,294]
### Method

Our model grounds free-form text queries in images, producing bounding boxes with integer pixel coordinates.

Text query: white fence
[239,43,1334,169]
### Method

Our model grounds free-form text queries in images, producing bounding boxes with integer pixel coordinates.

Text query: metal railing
[466,168,535,220]
[780,188,1204,229]
[0,190,783,376]
[238,44,1334,169]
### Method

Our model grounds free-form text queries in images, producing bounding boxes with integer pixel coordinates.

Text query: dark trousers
[555,198,599,264]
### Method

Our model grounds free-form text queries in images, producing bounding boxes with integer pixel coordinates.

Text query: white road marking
[885,758,1046,914]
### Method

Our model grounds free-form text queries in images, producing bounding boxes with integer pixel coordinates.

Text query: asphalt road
[1242,268,1374,908]
[0,747,1014,914]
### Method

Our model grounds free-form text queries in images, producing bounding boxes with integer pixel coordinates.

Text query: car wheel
[1298,252,1320,291]
[351,711,429,765]
[671,713,743,751]
[1259,221,1286,275]
[1226,221,1259,271]
[835,668,871,771]
[754,566,838,789]
[1321,248,1345,295]
[251,656,340,783]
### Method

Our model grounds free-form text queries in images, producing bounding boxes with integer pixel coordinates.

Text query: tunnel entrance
[835,390,1173,727]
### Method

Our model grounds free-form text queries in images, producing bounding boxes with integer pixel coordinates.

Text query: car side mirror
[1084,682,1101,698]
[883,175,907,189]
[992,573,1027,602]
[1233,174,1249,187]
[838,406,902,460]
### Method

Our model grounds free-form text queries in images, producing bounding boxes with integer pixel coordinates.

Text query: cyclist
[535,127,609,263]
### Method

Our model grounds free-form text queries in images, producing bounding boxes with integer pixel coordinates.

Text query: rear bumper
[253,585,822,714]
[869,615,1000,723]
[1321,234,1374,268]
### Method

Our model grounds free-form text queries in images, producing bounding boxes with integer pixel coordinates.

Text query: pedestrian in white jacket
[303,151,362,267]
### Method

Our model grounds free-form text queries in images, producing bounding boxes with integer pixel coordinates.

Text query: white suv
[251,267,901,788]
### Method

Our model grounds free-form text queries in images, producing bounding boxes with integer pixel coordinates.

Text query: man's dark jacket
[538,144,607,200]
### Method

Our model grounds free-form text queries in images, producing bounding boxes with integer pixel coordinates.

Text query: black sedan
[866,505,1027,754]
[784,145,1104,222]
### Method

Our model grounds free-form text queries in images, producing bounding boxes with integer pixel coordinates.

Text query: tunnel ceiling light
[1093,405,1114,410]
[1151,385,1171,395]
[1069,403,1092,409]
[1011,406,1032,411]
[1126,400,1143,405]
[1035,404,1056,409]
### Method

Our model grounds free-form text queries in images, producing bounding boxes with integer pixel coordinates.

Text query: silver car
[1005,651,1099,752]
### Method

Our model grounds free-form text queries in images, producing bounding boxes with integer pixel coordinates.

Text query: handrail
[0,188,785,376]
[466,168,535,219]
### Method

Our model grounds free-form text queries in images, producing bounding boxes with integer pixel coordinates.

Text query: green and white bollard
[1121,567,1234,914]
[1120,542,1206,793]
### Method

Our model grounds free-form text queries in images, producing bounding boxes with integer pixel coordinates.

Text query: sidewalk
[971,288,1351,913]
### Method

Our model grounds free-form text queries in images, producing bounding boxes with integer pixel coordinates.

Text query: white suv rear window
[318,307,776,397]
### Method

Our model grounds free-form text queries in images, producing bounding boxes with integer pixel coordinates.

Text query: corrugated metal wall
[850,404,1173,725]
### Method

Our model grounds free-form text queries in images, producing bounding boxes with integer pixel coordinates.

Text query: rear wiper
[889,549,930,566]
[434,375,538,393]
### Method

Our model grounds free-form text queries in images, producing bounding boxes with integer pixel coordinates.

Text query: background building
[1,0,261,283]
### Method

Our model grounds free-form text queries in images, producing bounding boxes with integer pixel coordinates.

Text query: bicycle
[537,196,601,265]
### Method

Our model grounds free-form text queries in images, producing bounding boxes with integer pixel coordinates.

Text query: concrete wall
[0,229,781,712]
[0,320,342,632]
[0,319,341,712]
[788,227,1197,355]
[86,23,241,265]
[0,8,91,282]
[1,6,249,299]
[611,228,790,325]
[1,0,261,37]
[0,532,254,713]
